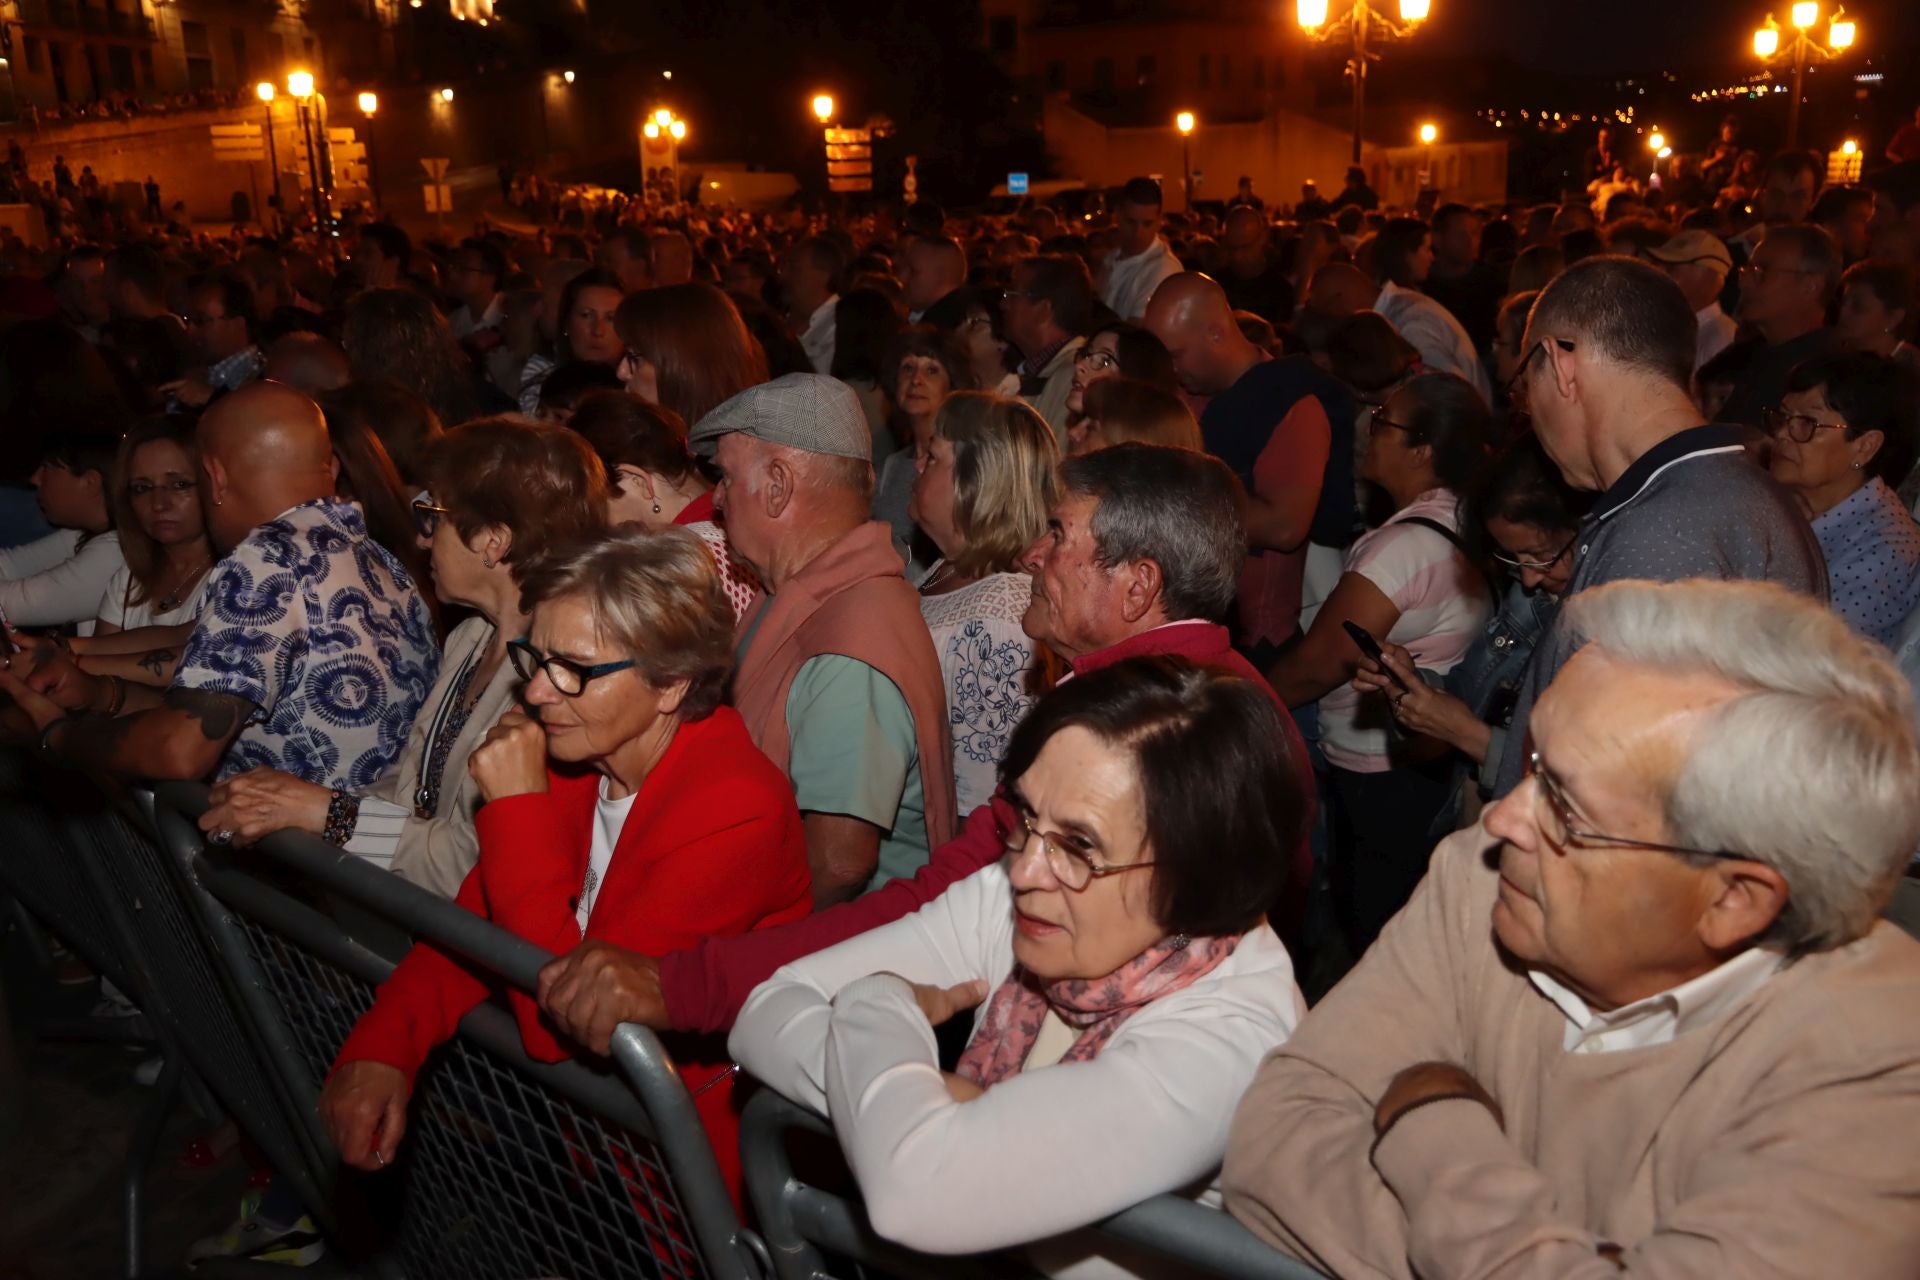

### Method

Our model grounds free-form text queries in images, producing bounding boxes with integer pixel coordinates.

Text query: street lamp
[812,94,835,125]
[439,86,454,103]
[1647,131,1665,151]
[287,70,325,231]
[1417,122,1436,190]
[1297,0,1433,164]
[357,92,382,212]
[1752,3,1856,148]
[256,82,282,231]
[1175,111,1196,209]
[643,108,688,204]
[562,69,575,84]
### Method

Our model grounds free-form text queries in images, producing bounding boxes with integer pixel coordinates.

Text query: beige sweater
[1222,820,1920,1279]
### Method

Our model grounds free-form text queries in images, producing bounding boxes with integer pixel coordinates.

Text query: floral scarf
[954,932,1243,1086]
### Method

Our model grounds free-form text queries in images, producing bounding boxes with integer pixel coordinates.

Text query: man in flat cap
[691,374,956,906]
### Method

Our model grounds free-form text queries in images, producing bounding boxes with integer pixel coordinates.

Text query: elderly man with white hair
[692,373,956,907]
[1223,578,1920,1279]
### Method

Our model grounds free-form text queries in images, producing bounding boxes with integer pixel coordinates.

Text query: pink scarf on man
[954,933,1243,1086]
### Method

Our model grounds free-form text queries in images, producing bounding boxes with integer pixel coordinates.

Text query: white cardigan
[730,863,1304,1274]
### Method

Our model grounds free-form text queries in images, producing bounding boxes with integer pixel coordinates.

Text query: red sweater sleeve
[658,797,1011,1034]
[333,863,496,1089]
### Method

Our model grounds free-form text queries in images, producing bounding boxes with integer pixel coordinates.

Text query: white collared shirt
[800,293,840,376]
[1374,281,1493,402]
[1529,947,1784,1055]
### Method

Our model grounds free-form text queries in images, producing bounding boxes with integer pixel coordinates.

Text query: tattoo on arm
[161,688,250,742]
[136,648,176,680]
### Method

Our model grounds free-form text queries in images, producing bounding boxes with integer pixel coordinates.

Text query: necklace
[919,559,968,594]
[155,555,212,613]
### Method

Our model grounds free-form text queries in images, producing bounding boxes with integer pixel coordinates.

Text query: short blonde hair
[1080,378,1203,452]
[934,391,1060,576]
[517,527,733,720]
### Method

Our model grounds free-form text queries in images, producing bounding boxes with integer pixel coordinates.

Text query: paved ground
[0,976,254,1280]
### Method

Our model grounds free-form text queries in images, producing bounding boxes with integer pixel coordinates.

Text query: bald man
[1146,272,1358,658]
[6,383,438,790]
[900,234,968,330]
[1305,261,1377,320]
[1312,259,1494,400]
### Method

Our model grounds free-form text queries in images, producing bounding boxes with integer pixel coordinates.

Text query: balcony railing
[15,0,158,38]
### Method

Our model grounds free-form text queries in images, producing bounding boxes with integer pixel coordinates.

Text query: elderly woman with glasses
[1353,434,1590,839]
[197,418,609,898]
[1226,579,1920,1280]
[321,526,812,1205]
[1764,352,1920,645]
[730,656,1308,1272]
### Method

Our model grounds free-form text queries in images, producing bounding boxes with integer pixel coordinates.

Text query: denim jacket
[1424,578,1558,835]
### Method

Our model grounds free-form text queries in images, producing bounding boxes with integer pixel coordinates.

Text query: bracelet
[1370,1090,1498,1159]
[322,789,361,847]
[37,718,66,758]
[101,674,126,716]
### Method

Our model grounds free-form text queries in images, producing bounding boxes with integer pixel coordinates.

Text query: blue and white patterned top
[1811,477,1920,647]
[919,571,1042,817]
[172,498,440,788]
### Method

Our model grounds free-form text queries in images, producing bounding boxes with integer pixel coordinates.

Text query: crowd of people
[1,113,1920,1278]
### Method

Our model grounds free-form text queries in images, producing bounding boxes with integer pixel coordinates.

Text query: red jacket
[659,620,1315,1033]
[334,705,811,1204]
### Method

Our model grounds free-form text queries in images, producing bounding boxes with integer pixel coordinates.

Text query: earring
[481,554,495,568]
[1851,461,1865,471]
[651,500,661,514]
[1169,932,1191,950]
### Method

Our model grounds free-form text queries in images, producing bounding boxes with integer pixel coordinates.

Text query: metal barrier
[739,1064,1334,1280]
[150,781,769,1280]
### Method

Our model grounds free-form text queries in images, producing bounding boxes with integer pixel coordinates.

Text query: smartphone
[1342,620,1409,693]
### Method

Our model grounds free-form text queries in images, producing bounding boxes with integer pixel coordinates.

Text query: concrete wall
[1042,97,1509,211]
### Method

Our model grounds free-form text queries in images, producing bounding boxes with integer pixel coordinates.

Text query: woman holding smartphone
[1266,373,1491,960]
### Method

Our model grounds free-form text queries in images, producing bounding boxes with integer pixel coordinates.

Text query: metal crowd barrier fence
[738,1052,1336,1280]
[151,781,770,1280]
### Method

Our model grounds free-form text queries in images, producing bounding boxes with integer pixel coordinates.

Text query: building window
[1093,56,1113,91]
[1045,59,1064,91]
[1197,53,1210,87]
[181,20,213,91]
[23,37,43,76]
[137,46,153,89]
[1220,54,1231,88]
[988,16,1016,53]
[107,44,134,93]
[1136,54,1156,83]
[230,27,248,82]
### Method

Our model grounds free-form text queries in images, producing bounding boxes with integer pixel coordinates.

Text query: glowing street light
[255,81,275,103]
[1174,110,1197,209]
[439,86,454,103]
[255,83,282,229]
[286,69,314,99]
[653,107,673,129]
[1647,130,1665,151]
[1751,4,1856,148]
[811,93,835,125]
[668,118,687,141]
[357,91,378,116]
[1297,0,1433,163]
[356,93,382,210]
[1841,137,1858,155]
[1418,122,1438,144]
[644,108,689,203]
[562,69,576,84]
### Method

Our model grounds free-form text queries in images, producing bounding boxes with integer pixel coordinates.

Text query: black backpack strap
[1397,515,1471,556]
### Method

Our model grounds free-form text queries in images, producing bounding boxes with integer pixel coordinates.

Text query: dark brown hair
[567,391,701,494]
[613,282,769,428]
[419,416,611,575]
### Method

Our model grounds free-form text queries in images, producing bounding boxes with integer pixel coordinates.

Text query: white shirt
[97,561,209,631]
[1100,237,1182,323]
[919,571,1041,817]
[1374,281,1494,403]
[1529,946,1784,1055]
[0,528,123,634]
[575,778,637,930]
[800,294,840,376]
[1695,300,1738,373]
[447,293,505,341]
[730,863,1303,1276]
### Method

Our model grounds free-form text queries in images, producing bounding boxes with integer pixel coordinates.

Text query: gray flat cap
[687,373,872,462]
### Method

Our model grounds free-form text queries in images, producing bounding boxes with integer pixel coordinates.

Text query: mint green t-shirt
[784,653,931,892]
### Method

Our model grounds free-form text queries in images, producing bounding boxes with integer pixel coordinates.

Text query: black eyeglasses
[411,498,452,540]
[1503,336,1577,402]
[1761,407,1844,445]
[129,477,197,500]
[506,638,638,697]
[1492,532,1578,571]
[1367,408,1420,437]
[1525,751,1743,862]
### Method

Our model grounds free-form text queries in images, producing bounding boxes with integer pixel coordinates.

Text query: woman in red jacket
[319,525,812,1203]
